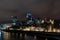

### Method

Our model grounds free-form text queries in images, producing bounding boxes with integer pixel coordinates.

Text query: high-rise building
[26,11,34,20]
[25,11,35,26]
[10,16,20,29]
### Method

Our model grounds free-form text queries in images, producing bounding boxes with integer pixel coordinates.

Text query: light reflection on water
[0,30,58,40]
[0,31,37,40]
[0,22,60,40]
[0,31,4,40]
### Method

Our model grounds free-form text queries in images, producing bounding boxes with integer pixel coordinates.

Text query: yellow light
[23,27,30,31]
[57,29,60,32]
[48,25,52,32]
[53,28,56,32]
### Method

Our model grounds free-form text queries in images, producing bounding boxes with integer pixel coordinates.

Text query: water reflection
[0,31,4,40]
[0,30,58,40]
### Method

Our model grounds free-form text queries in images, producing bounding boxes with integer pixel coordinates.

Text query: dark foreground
[0,30,59,40]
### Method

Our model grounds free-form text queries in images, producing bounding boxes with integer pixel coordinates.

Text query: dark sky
[0,0,60,21]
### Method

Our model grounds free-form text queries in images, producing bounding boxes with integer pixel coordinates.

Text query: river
[0,30,58,40]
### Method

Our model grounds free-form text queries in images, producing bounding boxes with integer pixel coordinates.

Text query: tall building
[10,16,20,29]
[35,18,41,24]
[25,11,34,26]
[26,11,34,20]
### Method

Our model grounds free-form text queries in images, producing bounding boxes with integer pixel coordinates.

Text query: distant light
[0,31,1,35]
[41,20,44,23]
[50,19,54,24]
[9,28,14,30]
[57,29,60,32]
[23,27,30,31]
[11,16,14,18]
[12,23,16,25]
[53,28,56,32]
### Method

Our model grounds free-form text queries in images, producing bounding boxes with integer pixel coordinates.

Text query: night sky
[0,0,60,21]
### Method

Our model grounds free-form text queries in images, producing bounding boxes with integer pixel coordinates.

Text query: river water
[0,31,58,40]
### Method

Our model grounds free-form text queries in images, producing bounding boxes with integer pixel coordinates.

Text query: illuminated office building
[26,11,34,20]
[10,16,20,29]
[26,11,34,26]
[34,18,41,25]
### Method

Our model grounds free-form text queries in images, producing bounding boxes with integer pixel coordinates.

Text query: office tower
[26,11,34,26]
[10,16,20,29]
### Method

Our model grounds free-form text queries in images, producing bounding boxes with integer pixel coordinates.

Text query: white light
[41,20,44,23]
[0,31,1,35]
[9,28,14,30]
[12,23,16,25]
[50,19,54,24]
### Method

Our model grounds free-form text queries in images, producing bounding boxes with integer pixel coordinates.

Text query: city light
[1,13,60,33]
